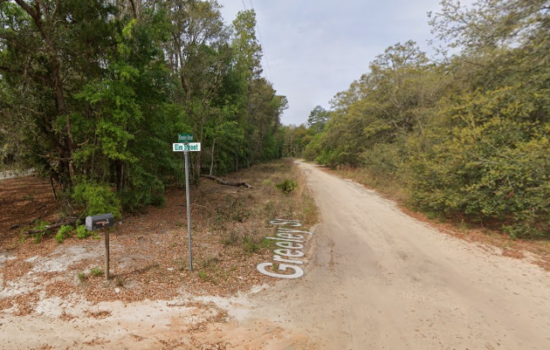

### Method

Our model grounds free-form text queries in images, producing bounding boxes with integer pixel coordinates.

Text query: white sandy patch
[0,272,41,298]
[1,243,106,299]
[0,253,16,267]
[31,244,104,273]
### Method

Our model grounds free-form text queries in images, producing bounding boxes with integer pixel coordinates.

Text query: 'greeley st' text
[256,219,313,279]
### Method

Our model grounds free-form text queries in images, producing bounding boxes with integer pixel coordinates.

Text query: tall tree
[307,105,331,134]
[0,0,117,188]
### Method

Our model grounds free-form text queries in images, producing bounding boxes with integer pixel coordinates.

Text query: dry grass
[331,165,409,203]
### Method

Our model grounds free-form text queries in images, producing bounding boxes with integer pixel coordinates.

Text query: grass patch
[199,256,220,269]
[77,272,87,282]
[221,230,240,246]
[197,271,209,282]
[260,237,276,249]
[90,267,104,277]
[242,236,260,254]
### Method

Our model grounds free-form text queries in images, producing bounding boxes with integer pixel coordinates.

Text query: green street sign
[178,134,193,142]
[173,143,201,152]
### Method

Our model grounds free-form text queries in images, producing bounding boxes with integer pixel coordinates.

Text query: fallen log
[201,175,253,189]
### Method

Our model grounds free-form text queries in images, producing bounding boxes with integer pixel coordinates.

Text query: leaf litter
[0,160,318,348]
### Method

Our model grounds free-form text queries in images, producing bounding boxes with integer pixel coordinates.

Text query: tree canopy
[300,0,550,237]
[0,0,287,214]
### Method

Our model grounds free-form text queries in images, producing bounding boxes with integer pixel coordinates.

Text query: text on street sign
[173,142,201,152]
[178,134,194,142]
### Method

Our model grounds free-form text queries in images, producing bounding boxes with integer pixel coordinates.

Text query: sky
[218,0,460,126]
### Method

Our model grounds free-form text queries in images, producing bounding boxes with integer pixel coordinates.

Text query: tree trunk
[210,138,215,176]
[14,0,74,185]
[50,175,57,200]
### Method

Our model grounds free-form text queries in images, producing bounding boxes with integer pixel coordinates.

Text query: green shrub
[58,225,73,236]
[75,225,90,239]
[55,232,65,244]
[73,181,121,219]
[33,220,49,231]
[275,179,298,194]
[55,225,73,244]
[32,220,50,243]
[409,87,550,238]
[150,193,166,208]
[120,182,166,212]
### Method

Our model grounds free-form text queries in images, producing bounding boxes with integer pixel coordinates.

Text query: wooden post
[85,214,114,280]
[105,229,110,280]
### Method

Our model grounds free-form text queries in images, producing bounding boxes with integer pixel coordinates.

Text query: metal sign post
[184,149,193,271]
[173,139,200,271]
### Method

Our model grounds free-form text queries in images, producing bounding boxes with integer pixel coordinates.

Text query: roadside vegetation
[0,159,318,309]
[0,0,287,224]
[286,0,550,240]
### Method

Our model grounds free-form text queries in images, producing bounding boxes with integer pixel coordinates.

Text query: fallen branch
[23,218,78,235]
[10,214,45,230]
[200,175,253,189]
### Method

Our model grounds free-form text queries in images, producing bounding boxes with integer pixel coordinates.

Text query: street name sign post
[173,139,200,271]
[172,143,201,152]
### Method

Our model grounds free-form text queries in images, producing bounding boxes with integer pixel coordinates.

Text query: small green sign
[173,143,201,152]
[178,134,193,142]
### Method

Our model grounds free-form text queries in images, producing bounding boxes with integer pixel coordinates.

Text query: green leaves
[1,0,285,221]
[409,84,550,237]
[73,181,121,220]
[302,0,550,237]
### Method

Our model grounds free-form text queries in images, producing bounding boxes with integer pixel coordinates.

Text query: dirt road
[244,161,550,349]
[2,161,550,349]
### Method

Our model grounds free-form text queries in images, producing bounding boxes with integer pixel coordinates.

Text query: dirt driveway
[2,161,550,349]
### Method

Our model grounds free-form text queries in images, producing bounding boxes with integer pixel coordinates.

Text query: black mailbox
[85,213,115,231]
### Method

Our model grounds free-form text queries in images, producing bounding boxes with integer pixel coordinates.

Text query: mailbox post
[85,213,115,280]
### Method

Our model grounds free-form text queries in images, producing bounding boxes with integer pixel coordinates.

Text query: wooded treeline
[0,0,287,215]
[293,0,550,237]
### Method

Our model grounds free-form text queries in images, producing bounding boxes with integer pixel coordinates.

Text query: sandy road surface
[2,162,550,349]
[245,161,550,349]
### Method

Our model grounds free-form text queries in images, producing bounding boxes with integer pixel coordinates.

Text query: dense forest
[292,0,549,237]
[0,0,287,215]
